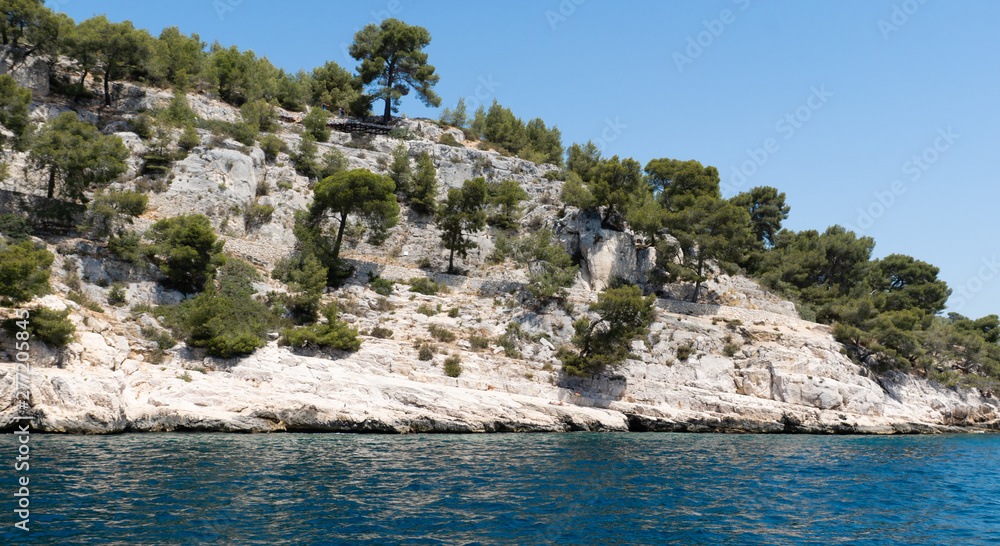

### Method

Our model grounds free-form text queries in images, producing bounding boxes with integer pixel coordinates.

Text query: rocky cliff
[1,84,998,434]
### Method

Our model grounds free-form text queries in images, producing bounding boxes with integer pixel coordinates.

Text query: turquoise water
[3,433,999,545]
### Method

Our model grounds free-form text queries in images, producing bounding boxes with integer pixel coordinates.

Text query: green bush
[723,342,739,357]
[161,90,196,126]
[369,325,393,339]
[240,99,277,134]
[108,283,128,306]
[448,307,460,318]
[0,214,31,242]
[281,305,361,351]
[108,231,145,264]
[0,240,53,303]
[259,134,286,163]
[676,344,693,361]
[439,132,462,147]
[418,343,434,360]
[145,215,225,292]
[129,113,156,140]
[178,125,200,151]
[443,355,462,377]
[3,307,75,347]
[161,259,277,358]
[417,304,437,316]
[243,204,275,231]
[409,277,440,295]
[303,107,331,142]
[428,323,456,343]
[142,326,177,350]
[469,334,490,350]
[369,277,394,296]
[67,291,103,313]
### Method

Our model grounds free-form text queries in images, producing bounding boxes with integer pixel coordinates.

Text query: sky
[52,0,1000,319]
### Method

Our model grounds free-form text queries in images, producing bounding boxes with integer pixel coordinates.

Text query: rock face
[1,82,997,435]
[0,45,49,96]
[2,277,998,435]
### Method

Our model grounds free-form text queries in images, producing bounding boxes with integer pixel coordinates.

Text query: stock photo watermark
[673,0,751,72]
[592,117,628,153]
[10,308,33,532]
[462,75,502,112]
[723,85,833,194]
[846,127,958,232]
[951,257,1000,310]
[878,0,930,41]
[545,0,586,31]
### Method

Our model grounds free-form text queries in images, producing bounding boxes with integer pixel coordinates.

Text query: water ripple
[2,433,999,545]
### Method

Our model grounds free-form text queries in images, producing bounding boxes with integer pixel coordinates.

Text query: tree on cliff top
[349,18,441,123]
[72,15,153,106]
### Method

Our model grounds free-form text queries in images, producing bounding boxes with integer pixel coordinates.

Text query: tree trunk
[381,59,395,124]
[448,248,455,273]
[690,253,705,303]
[103,69,111,107]
[46,168,56,199]
[332,211,348,263]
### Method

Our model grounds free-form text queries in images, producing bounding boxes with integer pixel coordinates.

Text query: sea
[3,432,998,545]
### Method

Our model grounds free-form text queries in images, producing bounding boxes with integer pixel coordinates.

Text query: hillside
[1,76,998,434]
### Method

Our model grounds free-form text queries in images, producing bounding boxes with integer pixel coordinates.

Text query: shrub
[108,231,145,264]
[281,305,361,351]
[240,99,277,134]
[374,297,394,311]
[258,134,286,163]
[67,290,103,313]
[369,325,393,339]
[158,258,278,358]
[145,215,225,292]
[448,307,459,318]
[417,304,437,316]
[291,135,320,179]
[303,107,331,142]
[723,342,739,357]
[178,125,200,151]
[3,307,75,347]
[428,323,456,343]
[676,344,693,361]
[0,214,31,241]
[409,277,440,296]
[439,132,462,147]
[81,190,148,240]
[443,355,462,377]
[0,240,53,303]
[162,90,196,126]
[369,277,394,296]
[108,283,128,306]
[469,334,490,350]
[243,204,275,231]
[129,113,155,140]
[141,326,177,350]
[418,343,435,360]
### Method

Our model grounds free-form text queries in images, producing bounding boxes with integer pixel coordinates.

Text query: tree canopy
[436,177,487,273]
[349,18,441,123]
[29,112,129,200]
[310,168,400,267]
[560,284,656,376]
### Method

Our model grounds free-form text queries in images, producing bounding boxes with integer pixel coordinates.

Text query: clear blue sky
[53,0,1000,319]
